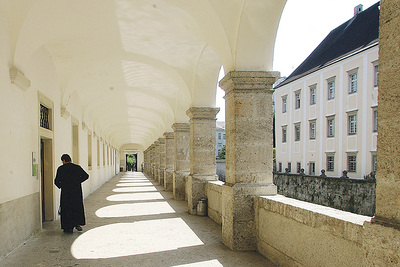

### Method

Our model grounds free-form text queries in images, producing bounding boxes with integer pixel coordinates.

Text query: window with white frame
[373,108,378,132]
[347,154,357,172]
[310,85,316,105]
[278,162,282,172]
[373,63,379,87]
[348,112,357,135]
[309,120,316,140]
[348,69,358,94]
[327,116,335,137]
[294,123,301,141]
[295,90,301,109]
[287,162,291,173]
[326,154,334,172]
[218,133,221,140]
[297,162,301,173]
[327,77,335,100]
[309,162,315,175]
[282,126,287,143]
[282,95,287,113]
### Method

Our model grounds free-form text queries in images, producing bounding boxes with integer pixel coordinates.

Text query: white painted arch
[1,0,287,149]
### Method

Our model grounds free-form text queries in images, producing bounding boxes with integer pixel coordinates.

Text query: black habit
[54,163,89,230]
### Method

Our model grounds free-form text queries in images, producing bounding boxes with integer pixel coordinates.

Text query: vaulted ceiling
[1,0,286,149]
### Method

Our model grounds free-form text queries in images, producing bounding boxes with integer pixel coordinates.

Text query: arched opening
[126,153,137,172]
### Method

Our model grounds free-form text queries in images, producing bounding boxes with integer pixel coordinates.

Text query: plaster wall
[0,36,119,257]
[0,193,40,257]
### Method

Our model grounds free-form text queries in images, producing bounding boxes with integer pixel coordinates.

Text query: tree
[218,145,226,159]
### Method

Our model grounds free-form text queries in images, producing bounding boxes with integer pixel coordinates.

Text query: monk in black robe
[54,154,89,233]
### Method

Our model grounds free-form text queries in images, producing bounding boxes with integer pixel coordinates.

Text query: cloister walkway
[1,172,274,266]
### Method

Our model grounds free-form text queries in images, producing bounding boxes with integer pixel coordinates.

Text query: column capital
[172,122,190,132]
[219,71,280,93]
[163,132,174,139]
[186,107,220,120]
[158,137,165,144]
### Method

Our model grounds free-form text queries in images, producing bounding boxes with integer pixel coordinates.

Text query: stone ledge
[257,195,371,242]
[207,180,224,190]
[261,195,372,225]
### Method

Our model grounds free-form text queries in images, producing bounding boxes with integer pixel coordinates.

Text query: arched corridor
[1,0,400,265]
[1,172,273,266]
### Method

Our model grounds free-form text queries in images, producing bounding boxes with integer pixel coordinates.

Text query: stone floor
[1,172,275,267]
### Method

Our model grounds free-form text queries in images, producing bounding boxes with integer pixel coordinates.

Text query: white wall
[0,22,120,256]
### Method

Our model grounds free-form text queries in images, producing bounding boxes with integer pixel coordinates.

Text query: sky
[216,0,379,121]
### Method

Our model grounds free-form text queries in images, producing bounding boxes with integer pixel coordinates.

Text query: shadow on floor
[0,172,275,267]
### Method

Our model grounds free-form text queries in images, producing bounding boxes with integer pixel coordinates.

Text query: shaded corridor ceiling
[2,0,286,149]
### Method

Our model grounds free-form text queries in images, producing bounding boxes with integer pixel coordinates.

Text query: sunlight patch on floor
[120,174,146,180]
[106,192,164,201]
[113,186,157,193]
[118,180,151,184]
[172,259,223,266]
[116,182,154,187]
[96,201,176,218]
[71,218,204,259]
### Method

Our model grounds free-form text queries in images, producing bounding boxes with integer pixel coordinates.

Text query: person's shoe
[75,225,83,231]
[63,228,73,233]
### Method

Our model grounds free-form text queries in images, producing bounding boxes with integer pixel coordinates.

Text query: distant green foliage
[218,145,226,159]
[127,154,136,164]
[126,154,136,171]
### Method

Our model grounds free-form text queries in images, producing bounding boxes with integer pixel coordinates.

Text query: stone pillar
[186,107,219,214]
[143,148,148,174]
[150,144,155,179]
[153,141,160,182]
[164,132,174,191]
[146,148,150,174]
[172,123,190,200]
[154,142,160,181]
[220,71,279,251]
[372,0,400,228]
[158,138,166,186]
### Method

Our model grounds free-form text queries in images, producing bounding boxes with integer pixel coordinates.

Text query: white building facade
[216,121,226,157]
[274,3,379,179]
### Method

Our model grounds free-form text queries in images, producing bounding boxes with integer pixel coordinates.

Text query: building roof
[216,121,225,130]
[276,2,380,88]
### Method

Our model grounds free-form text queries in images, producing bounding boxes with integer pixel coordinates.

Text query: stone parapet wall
[255,195,371,266]
[206,181,224,225]
[274,173,376,216]
[216,159,226,182]
[256,195,400,266]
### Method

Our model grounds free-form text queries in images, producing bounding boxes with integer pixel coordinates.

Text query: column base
[187,174,218,215]
[222,183,277,251]
[173,171,189,200]
[164,169,174,192]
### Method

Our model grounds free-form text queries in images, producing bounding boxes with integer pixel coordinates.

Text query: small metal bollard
[197,198,207,216]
